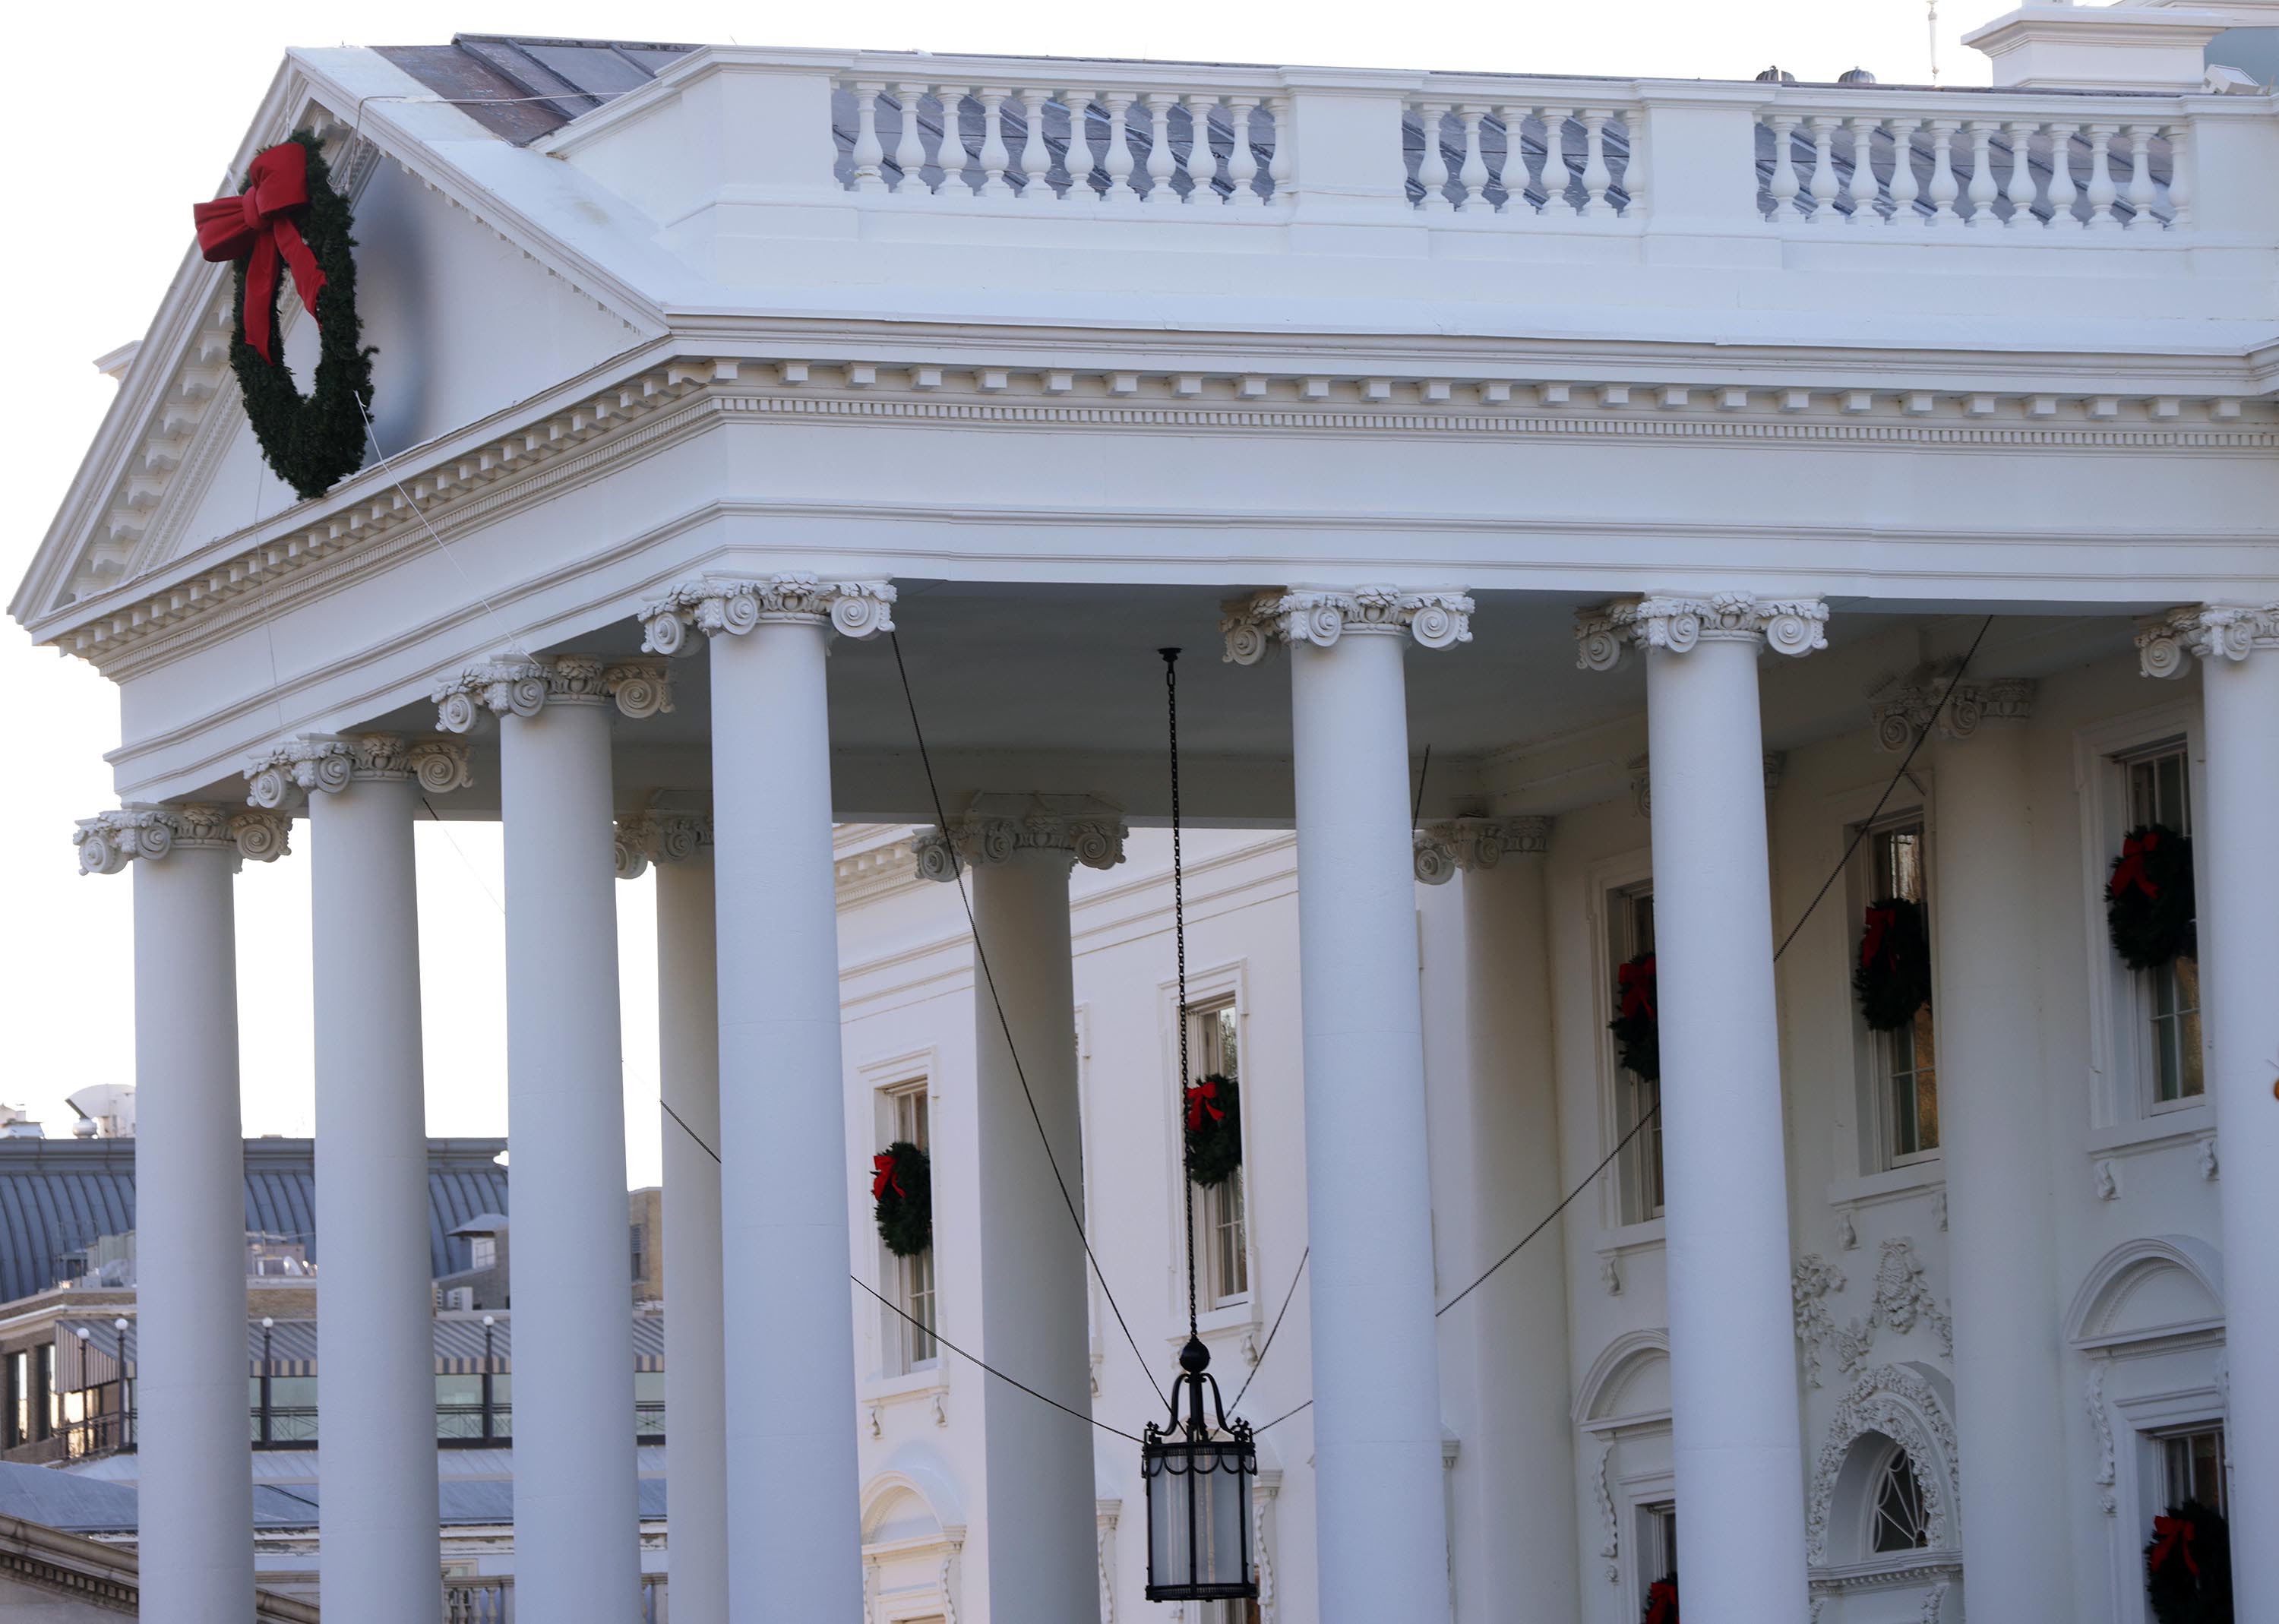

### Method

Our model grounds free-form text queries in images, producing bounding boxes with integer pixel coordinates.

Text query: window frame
[1848,808,1941,1175]
[2119,740,2205,1116]
[1607,879,1664,1225]
[882,1076,939,1376]
[1187,999,1250,1310]
[2154,1423,2228,1515]
[1158,957,1260,1339]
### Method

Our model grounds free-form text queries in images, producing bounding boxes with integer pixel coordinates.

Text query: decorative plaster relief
[637,573,897,653]
[74,802,289,874]
[2087,1363,2117,1516]
[912,796,1128,879]
[2094,1159,2119,1202]
[1872,1239,1952,1357]
[1594,1440,1620,1584]
[1805,1363,1961,1566]
[2138,601,2279,678]
[1412,815,1548,883]
[431,655,672,731]
[1794,1253,1848,1389]
[1870,677,2037,752]
[1573,593,1829,671]
[1600,1256,1622,1297]
[1835,1209,1860,1252]
[1835,1319,1876,1379]
[2198,1137,2219,1182]
[1220,586,1474,665]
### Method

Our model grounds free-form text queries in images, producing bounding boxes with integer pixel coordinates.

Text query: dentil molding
[2136,600,2279,678]
[1574,592,1830,670]
[1870,677,2037,753]
[1220,586,1474,665]
[243,733,473,807]
[1412,815,1550,883]
[615,813,713,880]
[912,795,1129,879]
[74,802,290,875]
[431,655,673,732]
[637,573,897,654]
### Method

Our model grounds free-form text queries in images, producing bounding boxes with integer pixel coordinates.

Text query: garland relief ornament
[1854,896,1933,1032]
[871,1141,932,1259]
[1609,951,1660,1082]
[2106,823,2196,970]
[1183,1073,1242,1190]
[194,132,375,500]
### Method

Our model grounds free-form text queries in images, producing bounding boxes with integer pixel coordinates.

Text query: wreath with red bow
[1853,896,1933,1032]
[2107,823,2197,972]
[1641,1574,1679,1624]
[2145,1500,2230,1624]
[871,1140,932,1258]
[1609,952,1660,1082]
[194,131,374,501]
[1183,1073,1242,1189]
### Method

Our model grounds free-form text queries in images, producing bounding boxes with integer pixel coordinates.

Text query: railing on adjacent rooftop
[442,1573,667,1623]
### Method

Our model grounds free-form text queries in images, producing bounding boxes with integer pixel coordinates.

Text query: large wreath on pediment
[196,131,375,500]
[2145,1499,2231,1624]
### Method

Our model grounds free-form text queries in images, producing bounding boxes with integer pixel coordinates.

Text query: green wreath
[223,132,375,500]
[1854,896,1933,1032]
[2107,824,2197,971]
[871,1140,932,1259]
[1609,952,1660,1082]
[1641,1574,1679,1624]
[1184,1073,1242,1189]
[2145,1500,2231,1624]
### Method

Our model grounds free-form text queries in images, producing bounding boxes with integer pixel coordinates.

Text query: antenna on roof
[1928,0,1942,86]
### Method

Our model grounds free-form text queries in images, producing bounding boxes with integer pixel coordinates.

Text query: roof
[55,1311,666,1379]
[0,1139,509,1306]
[376,33,698,144]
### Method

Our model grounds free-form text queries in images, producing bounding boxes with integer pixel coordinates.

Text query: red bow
[1860,905,1898,972]
[2110,830,2163,901]
[1617,956,1657,1020]
[2151,1515,2198,1578]
[194,141,327,365]
[871,1152,903,1201]
[1644,1578,1678,1624]
[1185,1079,1224,1131]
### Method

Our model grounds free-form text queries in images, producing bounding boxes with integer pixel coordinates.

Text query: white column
[638,575,896,1622]
[72,801,289,1624]
[1225,586,1473,1624]
[2140,605,2279,1600]
[432,655,673,1624]
[1576,594,1829,1624]
[915,800,1127,1624]
[1414,817,1577,1624]
[1904,681,2072,1623]
[620,813,729,1624]
[248,736,469,1624]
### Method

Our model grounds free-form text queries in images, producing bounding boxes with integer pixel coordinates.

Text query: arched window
[1871,1449,1930,1553]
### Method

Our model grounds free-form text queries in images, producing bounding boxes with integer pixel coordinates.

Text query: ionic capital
[430,655,673,732]
[614,813,713,880]
[1869,678,2035,753]
[1575,594,1829,671]
[912,795,1127,880]
[244,734,473,807]
[2137,602,2279,679]
[1221,586,1474,665]
[637,574,897,655]
[73,802,290,876]
[1413,816,1550,884]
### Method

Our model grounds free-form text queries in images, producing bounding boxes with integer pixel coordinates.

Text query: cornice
[36,352,2277,676]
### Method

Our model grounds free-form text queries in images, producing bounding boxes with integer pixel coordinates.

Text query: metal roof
[377,34,699,144]
[0,1138,510,1306]
[55,1312,665,1381]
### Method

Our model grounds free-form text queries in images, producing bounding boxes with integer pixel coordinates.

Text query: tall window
[1867,820,1939,1165]
[887,1082,938,1371]
[1189,1004,1248,1304]
[1612,888,1663,1221]
[5,1351,24,1449]
[2161,1427,2227,1512]
[1871,1447,1930,1552]
[1639,1502,1677,1606]
[2126,744,2202,1107]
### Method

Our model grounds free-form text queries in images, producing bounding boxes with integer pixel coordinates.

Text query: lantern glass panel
[1146,1436,1255,1600]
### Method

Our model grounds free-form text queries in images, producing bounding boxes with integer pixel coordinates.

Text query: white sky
[0,2,2002,1188]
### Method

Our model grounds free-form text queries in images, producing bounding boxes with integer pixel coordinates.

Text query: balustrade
[441,1574,667,1623]
[1404,100,1638,217]
[1753,106,2184,229]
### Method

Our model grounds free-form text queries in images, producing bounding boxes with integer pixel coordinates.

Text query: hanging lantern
[1142,1337,1258,1603]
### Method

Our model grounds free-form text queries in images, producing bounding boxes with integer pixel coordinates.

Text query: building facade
[9,14,2277,1624]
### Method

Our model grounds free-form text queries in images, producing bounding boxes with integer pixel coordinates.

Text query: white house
[10,11,2277,1624]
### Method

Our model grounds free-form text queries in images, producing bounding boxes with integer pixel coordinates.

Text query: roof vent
[1838,67,1878,86]
[1756,65,1798,84]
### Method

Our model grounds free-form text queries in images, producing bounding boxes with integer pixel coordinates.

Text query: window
[1611,888,1663,1221]
[1187,1003,1248,1305]
[1865,819,1939,1166]
[1870,1449,1930,1553]
[469,1234,497,1271]
[38,1346,54,1440]
[5,1351,24,1449]
[631,1224,644,1284]
[2160,1427,2227,1512]
[2125,744,2202,1107]
[887,1081,937,1372]
[1639,1502,1677,1607]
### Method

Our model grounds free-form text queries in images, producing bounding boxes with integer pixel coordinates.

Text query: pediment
[2066,1234,2225,1350]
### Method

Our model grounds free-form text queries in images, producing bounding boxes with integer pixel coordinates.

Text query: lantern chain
[1164,649,1200,1346]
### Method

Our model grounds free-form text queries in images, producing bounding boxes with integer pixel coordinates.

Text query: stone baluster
[1184,94,1222,203]
[2046,123,2079,223]
[1964,121,1999,225]
[1267,95,1295,203]
[850,83,887,193]
[1845,116,1882,222]
[1618,111,1643,216]
[933,87,972,197]
[1016,89,1051,200]
[893,84,929,196]
[2085,122,2119,229]
[2165,122,2192,227]
[1226,96,1262,204]
[1766,113,1802,221]
[1887,117,1922,222]
[1062,92,1099,198]
[1498,106,1538,212]
[1804,116,1840,225]
[1102,91,1140,202]
[1456,106,1489,211]
[1927,119,1961,225]
[2123,124,2160,229]
[2003,121,2040,226]
[975,89,1013,197]
[1418,102,1452,210]
[1580,109,1614,217]
[1143,93,1177,203]
[1547,110,1582,213]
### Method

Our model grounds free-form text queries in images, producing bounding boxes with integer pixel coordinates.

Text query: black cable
[1436,1109,1659,1318]
[1228,1244,1307,1411]
[890,630,1168,1410]
[1412,743,1432,827]
[1253,1397,1313,1436]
